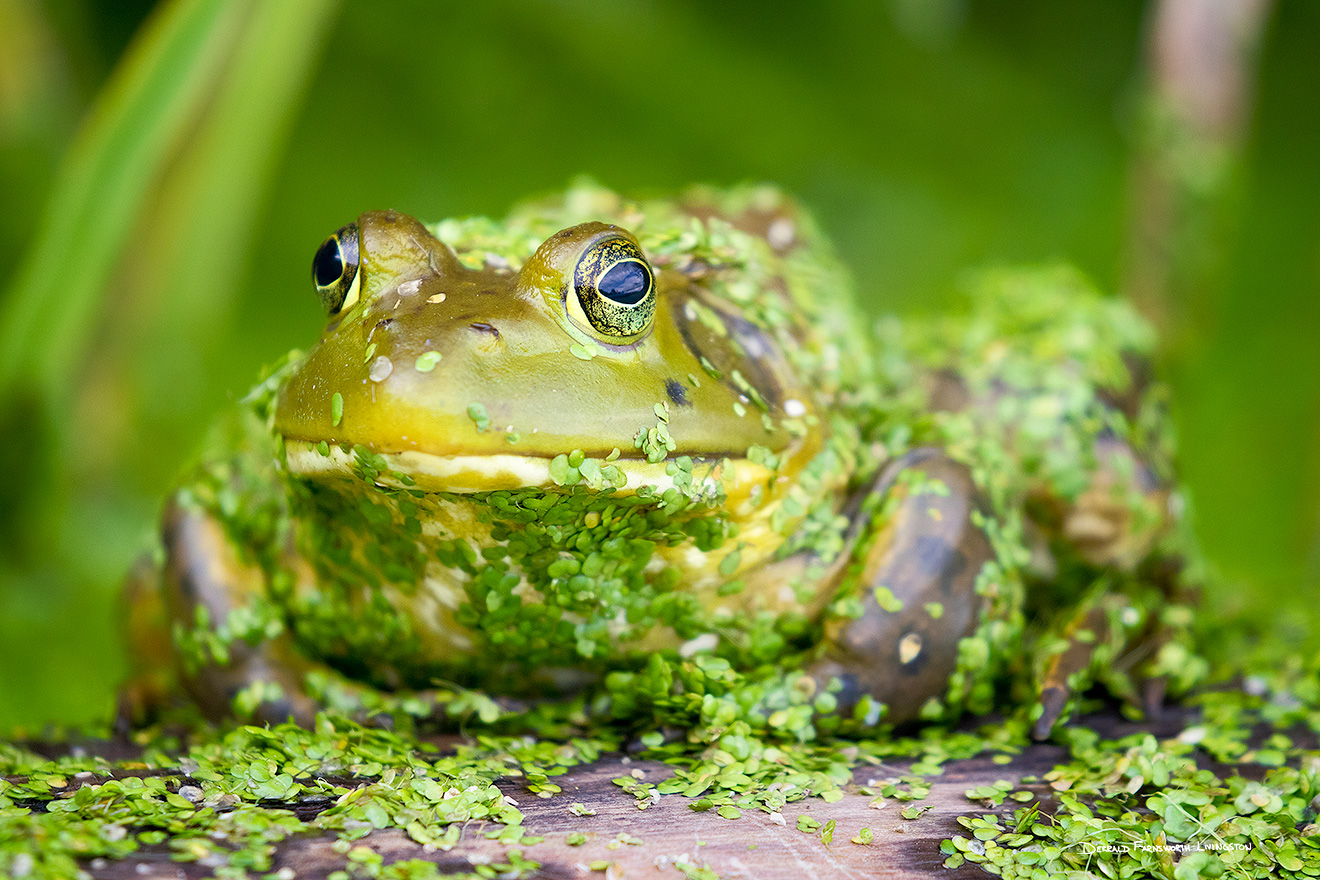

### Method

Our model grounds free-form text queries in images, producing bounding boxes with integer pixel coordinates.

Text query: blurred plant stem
[0,0,338,725]
[1122,0,1320,663]
[0,0,336,405]
[1123,0,1274,340]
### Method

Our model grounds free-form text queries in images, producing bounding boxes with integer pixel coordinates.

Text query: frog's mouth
[282,438,776,505]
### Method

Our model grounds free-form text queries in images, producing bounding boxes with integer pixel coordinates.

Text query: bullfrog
[121,183,1203,737]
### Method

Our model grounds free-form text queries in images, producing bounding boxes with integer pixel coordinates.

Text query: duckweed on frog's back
[121,182,1204,736]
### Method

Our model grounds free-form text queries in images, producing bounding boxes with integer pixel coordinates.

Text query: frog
[120,182,1203,738]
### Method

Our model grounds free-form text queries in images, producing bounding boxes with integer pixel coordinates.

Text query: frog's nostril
[469,322,503,356]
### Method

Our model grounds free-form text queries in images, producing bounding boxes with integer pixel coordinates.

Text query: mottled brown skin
[162,500,320,723]
[812,449,992,723]
[122,500,321,725]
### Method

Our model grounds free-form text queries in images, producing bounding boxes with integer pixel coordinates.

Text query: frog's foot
[813,448,994,725]
[155,497,322,726]
[1031,586,1177,739]
[1034,603,1112,739]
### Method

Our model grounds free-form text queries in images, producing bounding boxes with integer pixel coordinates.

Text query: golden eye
[572,234,655,340]
[312,222,361,316]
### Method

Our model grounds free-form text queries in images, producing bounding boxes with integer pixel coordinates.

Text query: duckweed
[7,648,1320,877]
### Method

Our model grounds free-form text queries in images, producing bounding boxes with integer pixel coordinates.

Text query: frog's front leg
[123,495,321,726]
[813,447,994,725]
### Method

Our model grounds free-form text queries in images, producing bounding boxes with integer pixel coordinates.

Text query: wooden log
[62,742,1084,880]
[13,709,1283,879]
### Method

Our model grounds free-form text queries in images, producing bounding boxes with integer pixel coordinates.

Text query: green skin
[122,184,1200,736]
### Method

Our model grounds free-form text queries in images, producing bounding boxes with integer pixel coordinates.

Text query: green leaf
[1,0,339,403]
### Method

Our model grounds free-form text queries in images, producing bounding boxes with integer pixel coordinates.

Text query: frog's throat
[283,438,777,502]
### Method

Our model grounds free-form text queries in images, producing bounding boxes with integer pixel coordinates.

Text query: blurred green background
[0,0,1316,731]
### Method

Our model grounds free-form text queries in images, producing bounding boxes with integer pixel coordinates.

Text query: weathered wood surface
[65,743,1081,880]
[18,710,1257,880]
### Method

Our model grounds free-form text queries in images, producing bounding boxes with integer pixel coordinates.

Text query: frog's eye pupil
[598,260,649,305]
[312,222,360,316]
[313,238,344,287]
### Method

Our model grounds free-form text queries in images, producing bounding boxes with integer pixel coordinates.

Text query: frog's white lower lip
[286,441,557,492]
[283,439,773,497]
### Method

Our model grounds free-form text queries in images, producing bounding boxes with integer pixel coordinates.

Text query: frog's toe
[1031,602,1111,738]
[816,448,994,725]
[1034,686,1071,740]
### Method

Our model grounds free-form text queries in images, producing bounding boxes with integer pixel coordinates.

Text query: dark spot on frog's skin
[911,534,969,598]
[374,318,395,332]
[469,322,500,339]
[664,378,691,407]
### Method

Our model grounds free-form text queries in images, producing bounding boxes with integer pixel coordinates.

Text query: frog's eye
[571,234,656,340]
[312,223,361,316]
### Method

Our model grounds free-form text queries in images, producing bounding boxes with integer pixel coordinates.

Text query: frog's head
[274,194,835,496]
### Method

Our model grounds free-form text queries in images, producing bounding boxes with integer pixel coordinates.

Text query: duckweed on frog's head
[277,189,848,493]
